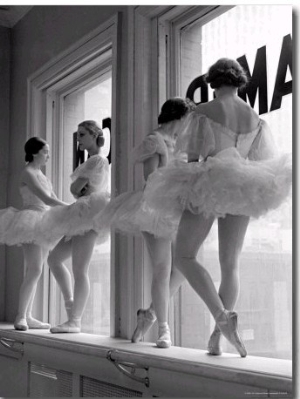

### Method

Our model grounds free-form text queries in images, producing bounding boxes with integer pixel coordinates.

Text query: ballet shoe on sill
[14,318,28,331]
[156,324,172,349]
[50,321,81,334]
[27,317,51,329]
[207,329,222,356]
[131,308,157,343]
[216,310,247,358]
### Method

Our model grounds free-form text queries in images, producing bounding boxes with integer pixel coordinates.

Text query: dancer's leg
[174,210,247,356]
[147,257,185,313]
[134,242,185,341]
[169,244,186,298]
[142,232,173,347]
[48,237,73,310]
[174,211,222,316]
[50,231,97,333]
[142,232,172,324]
[132,233,173,345]
[208,214,249,354]
[70,230,97,322]
[14,244,45,330]
[218,214,250,309]
[26,247,50,328]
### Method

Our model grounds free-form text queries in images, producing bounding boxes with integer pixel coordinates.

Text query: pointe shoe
[207,329,222,356]
[216,310,247,358]
[131,309,157,343]
[27,317,51,329]
[50,320,81,334]
[156,324,172,348]
[14,318,28,331]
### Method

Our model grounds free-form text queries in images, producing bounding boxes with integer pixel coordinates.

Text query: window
[26,17,119,336]
[54,74,112,335]
[159,5,292,359]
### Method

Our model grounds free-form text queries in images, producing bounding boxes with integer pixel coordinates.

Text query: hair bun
[158,97,191,125]
[205,58,248,89]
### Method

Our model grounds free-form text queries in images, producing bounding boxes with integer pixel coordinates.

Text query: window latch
[106,349,150,387]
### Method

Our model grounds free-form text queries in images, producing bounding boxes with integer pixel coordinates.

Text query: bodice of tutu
[20,172,52,211]
[71,154,109,194]
[178,111,278,162]
[132,131,177,166]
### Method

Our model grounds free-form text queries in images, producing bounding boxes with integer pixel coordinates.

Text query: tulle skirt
[40,192,110,245]
[0,192,110,249]
[144,148,292,219]
[93,190,180,239]
[0,206,58,248]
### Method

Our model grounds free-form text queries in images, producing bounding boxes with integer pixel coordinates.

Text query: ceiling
[0,5,33,28]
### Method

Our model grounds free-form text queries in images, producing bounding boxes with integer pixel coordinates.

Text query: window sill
[0,323,292,395]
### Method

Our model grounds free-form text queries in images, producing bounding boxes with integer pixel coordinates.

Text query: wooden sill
[0,322,292,394]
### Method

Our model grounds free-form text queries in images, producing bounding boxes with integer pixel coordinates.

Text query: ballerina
[94,98,193,347]
[48,120,110,333]
[144,58,292,357]
[0,137,68,331]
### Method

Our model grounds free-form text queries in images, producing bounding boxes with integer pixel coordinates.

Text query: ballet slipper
[27,317,51,329]
[50,319,81,334]
[14,317,28,331]
[156,324,172,348]
[131,308,156,343]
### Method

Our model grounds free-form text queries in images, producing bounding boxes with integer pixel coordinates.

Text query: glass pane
[177,5,292,359]
[57,74,112,335]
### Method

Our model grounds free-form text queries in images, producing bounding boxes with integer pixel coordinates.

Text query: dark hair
[78,120,105,147]
[158,97,191,125]
[205,58,248,89]
[24,137,47,163]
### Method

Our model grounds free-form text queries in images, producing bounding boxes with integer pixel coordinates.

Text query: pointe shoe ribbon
[216,310,247,358]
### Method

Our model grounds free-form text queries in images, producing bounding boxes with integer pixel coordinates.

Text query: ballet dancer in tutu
[94,98,192,348]
[48,120,110,333]
[144,58,292,357]
[0,137,68,331]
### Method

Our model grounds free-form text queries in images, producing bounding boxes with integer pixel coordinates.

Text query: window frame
[48,66,113,330]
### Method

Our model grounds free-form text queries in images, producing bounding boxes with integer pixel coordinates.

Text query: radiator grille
[28,363,72,397]
[81,376,143,397]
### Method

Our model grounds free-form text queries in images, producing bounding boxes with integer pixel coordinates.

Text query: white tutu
[93,131,182,239]
[43,154,111,245]
[39,192,110,245]
[144,147,292,219]
[0,206,59,248]
[94,190,180,239]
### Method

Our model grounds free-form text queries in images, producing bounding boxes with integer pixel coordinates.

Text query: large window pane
[56,75,112,335]
[177,5,292,359]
